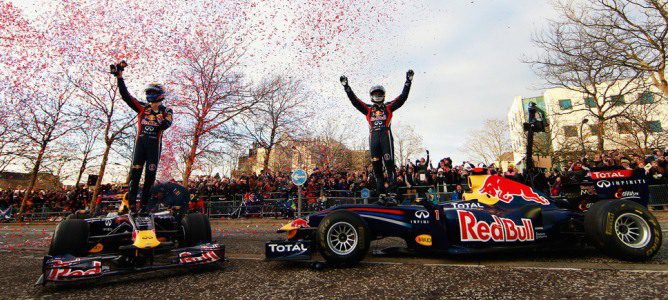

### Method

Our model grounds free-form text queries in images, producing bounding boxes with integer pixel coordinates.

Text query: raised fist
[110,60,127,78]
[340,75,348,86]
[406,69,414,81]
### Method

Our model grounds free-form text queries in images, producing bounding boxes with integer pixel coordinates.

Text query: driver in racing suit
[114,63,173,213]
[340,70,414,205]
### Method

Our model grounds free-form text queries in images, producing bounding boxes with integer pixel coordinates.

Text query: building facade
[508,82,667,167]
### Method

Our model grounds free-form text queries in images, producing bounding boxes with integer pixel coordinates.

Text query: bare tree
[66,73,136,210]
[527,5,647,151]
[393,123,425,165]
[173,33,262,186]
[460,119,512,164]
[10,83,76,213]
[609,91,667,155]
[241,76,311,172]
[553,0,668,96]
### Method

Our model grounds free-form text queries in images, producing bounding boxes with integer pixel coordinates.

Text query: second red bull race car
[266,168,662,266]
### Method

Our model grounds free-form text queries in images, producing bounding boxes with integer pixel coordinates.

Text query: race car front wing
[36,243,225,285]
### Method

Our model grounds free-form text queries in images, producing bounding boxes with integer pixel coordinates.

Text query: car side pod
[36,243,226,286]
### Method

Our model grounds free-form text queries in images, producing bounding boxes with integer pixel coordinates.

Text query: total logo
[412,210,430,224]
[450,202,484,209]
[457,210,535,242]
[590,170,633,179]
[267,243,307,253]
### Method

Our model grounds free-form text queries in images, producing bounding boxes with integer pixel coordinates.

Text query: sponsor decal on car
[178,251,220,264]
[477,176,550,205]
[447,202,484,209]
[614,189,640,199]
[411,210,430,224]
[457,210,535,242]
[415,234,432,246]
[47,261,102,281]
[590,170,633,179]
[596,179,646,188]
[266,243,308,253]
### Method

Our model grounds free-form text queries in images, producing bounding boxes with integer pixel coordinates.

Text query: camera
[109,60,127,76]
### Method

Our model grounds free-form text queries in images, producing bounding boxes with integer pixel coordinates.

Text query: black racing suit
[146,182,190,214]
[118,77,173,210]
[345,80,411,194]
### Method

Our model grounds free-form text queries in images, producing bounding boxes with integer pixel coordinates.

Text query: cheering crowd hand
[406,69,414,81]
[340,75,348,86]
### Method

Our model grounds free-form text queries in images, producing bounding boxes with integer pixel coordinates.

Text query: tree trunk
[262,147,272,172]
[596,118,605,152]
[19,144,45,214]
[89,143,111,212]
[74,156,88,188]
[182,133,200,187]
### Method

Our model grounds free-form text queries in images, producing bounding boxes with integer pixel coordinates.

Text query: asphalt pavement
[0,213,667,299]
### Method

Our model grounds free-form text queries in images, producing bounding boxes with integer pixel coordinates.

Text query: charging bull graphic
[477,175,550,205]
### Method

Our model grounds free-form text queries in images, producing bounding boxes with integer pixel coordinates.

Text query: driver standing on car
[340,70,414,205]
[113,62,173,213]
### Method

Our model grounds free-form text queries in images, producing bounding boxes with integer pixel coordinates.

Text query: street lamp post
[580,118,589,157]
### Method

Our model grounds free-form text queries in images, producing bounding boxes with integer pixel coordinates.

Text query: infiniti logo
[415,210,430,219]
[597,180,611,188]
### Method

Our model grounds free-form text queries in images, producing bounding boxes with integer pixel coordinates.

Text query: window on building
[646,121,663,133]
[584,97,596,108]
[617,122,632,134]
[638,91,654,104]
[610,95,625,106]
[589,124,599,135]
[558,99,572,110]
[563,125,578,137]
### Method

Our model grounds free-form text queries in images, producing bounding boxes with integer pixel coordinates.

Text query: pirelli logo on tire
[605,212,614,235]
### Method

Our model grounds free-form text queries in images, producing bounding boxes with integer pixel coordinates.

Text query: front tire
[585,200,662,261]
[181,213,212,247]
[48,219,89,256]
[317,210,370,265]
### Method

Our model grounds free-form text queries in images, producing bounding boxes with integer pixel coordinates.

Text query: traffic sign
[361,188,370,199]
[291,169,307,186]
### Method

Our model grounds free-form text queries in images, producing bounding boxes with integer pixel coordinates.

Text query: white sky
[10,0,559,173]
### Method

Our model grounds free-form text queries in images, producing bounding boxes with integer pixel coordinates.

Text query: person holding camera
[111,61,173,213]
[339,70,414,205]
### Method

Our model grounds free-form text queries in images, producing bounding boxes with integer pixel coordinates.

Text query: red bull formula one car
[37,206,224,285]
[266,168,662,266]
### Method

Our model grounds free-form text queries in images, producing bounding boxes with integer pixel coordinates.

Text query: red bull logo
[290,218,309,228]
[47,261,102,281]
[457,210,535,242]
[478,175,550,205]
[178,251,220,264]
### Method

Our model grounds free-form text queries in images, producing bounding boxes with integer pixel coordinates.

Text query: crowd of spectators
[2,148,668,217]
[0,184,125,215]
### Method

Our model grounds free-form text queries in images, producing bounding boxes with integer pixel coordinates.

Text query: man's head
[145,82,166,104]
[369,85,385,104]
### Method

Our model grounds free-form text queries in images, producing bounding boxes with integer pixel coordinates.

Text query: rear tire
[585,200,662,261]
[48,219,89,256]
[317,210,370,265]
[181,213,212,247]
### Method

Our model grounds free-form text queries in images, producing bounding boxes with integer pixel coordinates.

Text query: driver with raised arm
[340,70,414,205]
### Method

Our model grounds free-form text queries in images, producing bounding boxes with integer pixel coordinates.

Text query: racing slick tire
[585,200,662,261]
[48,219,89,256]
[317,210,370,265]
[181,213,212,247]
